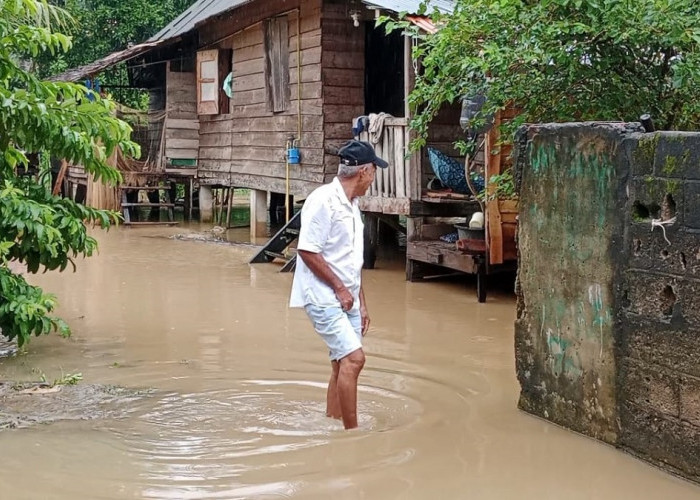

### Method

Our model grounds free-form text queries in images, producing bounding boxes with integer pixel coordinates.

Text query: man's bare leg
[326,360,341,419]
[337,349,366,429]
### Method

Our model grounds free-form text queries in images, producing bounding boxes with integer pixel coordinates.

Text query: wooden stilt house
[53,0,456,218]
[54,0,518,300]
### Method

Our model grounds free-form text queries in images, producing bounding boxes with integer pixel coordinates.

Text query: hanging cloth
[368,112,391,145]
[223,72,233,98]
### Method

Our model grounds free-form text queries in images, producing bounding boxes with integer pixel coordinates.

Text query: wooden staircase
[249,210,301,272]
[120,185,178,226]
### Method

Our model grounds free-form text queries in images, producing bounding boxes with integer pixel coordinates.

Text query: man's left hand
[360,307,370,336]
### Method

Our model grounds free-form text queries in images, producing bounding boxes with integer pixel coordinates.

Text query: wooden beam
[52,159,68,196]
[409,199,480,217]
[166,119,199,130]
[358,196,410,215]
[407,241,479,274]
[486,109,504,265]
[404,35,420,202]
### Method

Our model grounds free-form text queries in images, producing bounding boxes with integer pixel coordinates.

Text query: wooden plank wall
[165,66,199,160]
[321,1,365,183]
[197,0,326,196]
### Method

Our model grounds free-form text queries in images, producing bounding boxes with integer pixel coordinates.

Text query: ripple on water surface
[89,378,423,499]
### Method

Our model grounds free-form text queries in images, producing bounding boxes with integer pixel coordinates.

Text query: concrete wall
[619,131,700,482]
[515,123,700,483]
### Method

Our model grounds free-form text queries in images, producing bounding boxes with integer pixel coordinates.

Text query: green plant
[31,367,47,383]
[477,169,517,202]
[382,0,700,152]
[40,0,197,109]
[53,371,82,386]
[0,0,138,346]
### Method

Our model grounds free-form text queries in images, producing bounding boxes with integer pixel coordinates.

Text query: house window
[264,16,290,113]
[196,48,232,115]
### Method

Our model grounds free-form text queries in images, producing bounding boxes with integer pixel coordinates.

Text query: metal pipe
[640,114,655,132]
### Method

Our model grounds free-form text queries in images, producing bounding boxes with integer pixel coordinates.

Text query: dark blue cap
[338,140,389,168]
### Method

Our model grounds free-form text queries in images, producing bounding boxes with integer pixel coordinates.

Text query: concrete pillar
[250,189,268,240]
[514,123,700,485]
[199,185,213,223]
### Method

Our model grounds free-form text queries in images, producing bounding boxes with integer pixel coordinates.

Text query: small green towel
[223,72,233,98]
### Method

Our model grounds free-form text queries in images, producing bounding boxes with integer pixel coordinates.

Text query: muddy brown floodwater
[0,225,698,500]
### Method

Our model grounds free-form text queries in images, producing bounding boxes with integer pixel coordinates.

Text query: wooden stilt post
[226,187,234,228]
[216,188,222,225]
[363,213,379,269]
[405,216,424,281]
[188,178,194,221]
[184,179,192,222]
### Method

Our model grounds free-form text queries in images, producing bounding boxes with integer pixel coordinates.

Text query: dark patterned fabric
[428,147,484,194]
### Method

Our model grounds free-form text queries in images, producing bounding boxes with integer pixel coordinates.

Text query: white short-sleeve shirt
[289,177,364,309]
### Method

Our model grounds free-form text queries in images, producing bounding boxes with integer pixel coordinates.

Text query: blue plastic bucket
[287,147,301,164]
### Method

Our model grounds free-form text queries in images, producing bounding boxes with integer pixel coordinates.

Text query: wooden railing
[357,117,417,214]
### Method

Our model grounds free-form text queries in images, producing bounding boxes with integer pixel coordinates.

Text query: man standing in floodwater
[289,140,388,430]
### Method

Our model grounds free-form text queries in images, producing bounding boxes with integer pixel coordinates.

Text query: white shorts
[304,305,362,361]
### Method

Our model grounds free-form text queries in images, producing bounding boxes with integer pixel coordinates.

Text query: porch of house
[353,107,519,302]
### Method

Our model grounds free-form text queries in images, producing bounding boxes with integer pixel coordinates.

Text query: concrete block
[619,401,700,483]
[628,133,655,176]
[680,229,700,278]
[679,280,700,327]
[624,271,700,326]
[680,376,700,427]
[629,177,684,226]
[653,132,700,179]
[684,182,700,230]
[644,229,700,278]
[627,223,662,271]
[622,319,700,378]
[619,358,680,417]
[627,226,700,278]
[624,271,681,322]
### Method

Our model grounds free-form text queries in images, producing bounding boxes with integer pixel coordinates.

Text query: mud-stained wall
[514,123,634,443]
[514,123,700,484]
[619,131,700,483]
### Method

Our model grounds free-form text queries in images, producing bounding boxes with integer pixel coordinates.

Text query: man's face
[359,163,377,193]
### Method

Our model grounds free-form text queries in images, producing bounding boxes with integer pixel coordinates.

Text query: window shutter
[264,17,290,113]
[197,49,219,115]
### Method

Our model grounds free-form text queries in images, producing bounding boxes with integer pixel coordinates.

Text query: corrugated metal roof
[49,40,164,82]
[52,0,454,82]
[362,0,454,15]
[149,0,252,42]
[150,0,453,44]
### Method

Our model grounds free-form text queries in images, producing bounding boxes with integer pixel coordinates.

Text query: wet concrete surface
[0,225,698,499]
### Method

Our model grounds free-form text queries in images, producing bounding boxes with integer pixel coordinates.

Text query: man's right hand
[335,285,354,311]
[297,250,354,311]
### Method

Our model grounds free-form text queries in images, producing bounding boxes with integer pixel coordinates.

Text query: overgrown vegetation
[477,170,517,202]
[40,0,196,108]
[386,0,700,150]
[0,0,138,346]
